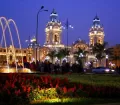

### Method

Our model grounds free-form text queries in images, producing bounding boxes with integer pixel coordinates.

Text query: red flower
[15,89,21,96]
[27,86,31,93]
[63,86,67,93]
[56,84,59,88]
[22,86,27,92]
[45,77,48,84]
[11,83,15,88]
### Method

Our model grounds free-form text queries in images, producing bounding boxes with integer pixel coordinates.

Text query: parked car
[92,67,116,74]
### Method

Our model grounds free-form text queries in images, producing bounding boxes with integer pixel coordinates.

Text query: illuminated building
[72,39,89,52]
[0,45,31,65]
[88,15,106,67]
[28,36,40,61]
[38,9,65,61]
[44,9,64,48]
[89,15,104,46]
[108,44,120,67]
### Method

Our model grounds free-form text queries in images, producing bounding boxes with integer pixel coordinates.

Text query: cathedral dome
[50,9,59,22]
[93,15,101,28]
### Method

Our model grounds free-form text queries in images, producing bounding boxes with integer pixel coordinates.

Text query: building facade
[108,44,120,67]
[44,9,64,48]
[89,15,104,46]
[0,45,31,66]
[0,10,110,68]
[88,15,106,67]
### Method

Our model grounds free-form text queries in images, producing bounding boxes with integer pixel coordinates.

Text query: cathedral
[0,9,105,67]
[36,9,105,66]
[0,9,111,68]
[87,15,105,67]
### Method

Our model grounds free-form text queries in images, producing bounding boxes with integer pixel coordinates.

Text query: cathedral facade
[89,15,104,46]
[39,9,65,61]
[0,9,108,68]
[88,15,105,67]
[44,9,64,48]
[38,10,105,66]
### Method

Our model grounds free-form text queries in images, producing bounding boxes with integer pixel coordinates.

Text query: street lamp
[64,18,73,62]
[35,6,48,63]
[106,55,109,67]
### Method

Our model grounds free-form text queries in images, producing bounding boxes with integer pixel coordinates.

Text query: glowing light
[25,40,28,42]
[62,57,67,62]
[61,26,65,29]
[69,25,74,28]
[105,69,110,72]
[50,26,52,30]
[32,58,35,62]
[79,53,83,57]
[45,56,50,60]
[111,70,115,72]
[106,55,109,59]
[0,66,32,73]
[55,57,58,62]
[31,37,36,42]
[94,31,97,34]
[93,19,100,22]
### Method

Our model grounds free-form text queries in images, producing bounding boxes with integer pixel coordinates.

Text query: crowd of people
[8,60,120,74]
[115,66,120,74]
[23,60,84,74]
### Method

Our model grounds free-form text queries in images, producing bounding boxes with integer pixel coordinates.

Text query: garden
[0,73,120,105]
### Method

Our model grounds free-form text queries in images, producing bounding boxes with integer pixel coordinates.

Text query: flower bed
[0,73,120,105]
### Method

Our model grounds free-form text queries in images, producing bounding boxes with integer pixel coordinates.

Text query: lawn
[0,73,120,105]
[50,73,120,88]
[30,73,120,105]
[30,98,120,105]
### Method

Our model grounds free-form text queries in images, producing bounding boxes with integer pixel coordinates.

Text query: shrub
[29,88,59,101]
[76,89,88,97]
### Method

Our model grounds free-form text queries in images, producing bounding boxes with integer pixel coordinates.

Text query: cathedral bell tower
[89,15,105,46]
[45,9,64,48]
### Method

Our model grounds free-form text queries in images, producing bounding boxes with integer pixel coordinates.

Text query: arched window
[10,55,12,61]
[54,35,57,42]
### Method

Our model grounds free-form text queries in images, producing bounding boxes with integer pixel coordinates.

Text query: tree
[74,48,88,65]
[56,48,70,64]
[47,50,56,63]
[92,42,107,66]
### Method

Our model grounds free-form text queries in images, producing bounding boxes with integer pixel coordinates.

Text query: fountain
[0,17,31,73]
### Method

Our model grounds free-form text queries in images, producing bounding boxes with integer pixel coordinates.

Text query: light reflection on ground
[0,66,32,73]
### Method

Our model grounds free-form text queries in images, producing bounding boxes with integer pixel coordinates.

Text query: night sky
[0,0,120,48]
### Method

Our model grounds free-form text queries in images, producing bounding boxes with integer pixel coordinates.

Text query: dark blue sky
[0,0,120,48]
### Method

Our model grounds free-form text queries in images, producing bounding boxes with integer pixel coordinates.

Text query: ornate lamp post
[64,19,73,62]
[35,6,48,63]
[106,55,109,67]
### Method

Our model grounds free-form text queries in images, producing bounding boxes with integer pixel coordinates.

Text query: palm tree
[56,48,70,64]
[74,48,88,65]
[47,50,56,63]
[92,42,107,66]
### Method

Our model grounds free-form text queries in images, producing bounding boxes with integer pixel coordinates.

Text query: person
[116,66,119,74]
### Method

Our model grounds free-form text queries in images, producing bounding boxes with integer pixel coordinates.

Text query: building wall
[109,44,120,67]
[0,46,32,65]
